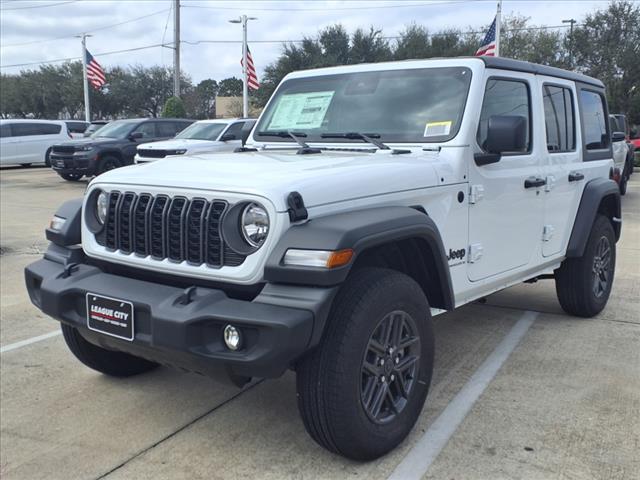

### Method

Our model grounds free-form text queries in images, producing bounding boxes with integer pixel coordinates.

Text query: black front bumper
[50,153,96,175]
[25,248,334,385]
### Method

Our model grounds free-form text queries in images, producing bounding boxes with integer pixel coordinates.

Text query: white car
[0,119,74,167]
[27,57,621,461]
[134,118,256,163]
[609,115,630,195]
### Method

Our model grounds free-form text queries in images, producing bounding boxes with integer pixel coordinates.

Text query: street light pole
[173,0,181,97]
[562,19,577,68]
[229,15,257,118]
[76,33,92,122]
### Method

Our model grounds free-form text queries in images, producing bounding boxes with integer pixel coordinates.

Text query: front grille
[52,145,76,154]
[99,192,244,268]
[138,149,167,158]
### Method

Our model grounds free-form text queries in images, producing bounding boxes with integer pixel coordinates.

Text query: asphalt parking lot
[1,166,638,480]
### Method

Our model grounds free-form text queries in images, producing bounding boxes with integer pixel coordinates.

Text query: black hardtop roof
[478,56,604,88]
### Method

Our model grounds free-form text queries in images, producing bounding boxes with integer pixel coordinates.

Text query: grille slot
[100,193,242,268]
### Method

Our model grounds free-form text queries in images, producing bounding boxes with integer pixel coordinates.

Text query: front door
[468,73,545,281]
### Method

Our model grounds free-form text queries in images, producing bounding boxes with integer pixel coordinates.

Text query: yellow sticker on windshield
[424,121,452,137]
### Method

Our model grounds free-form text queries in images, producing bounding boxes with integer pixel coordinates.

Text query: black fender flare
[264,206,455,310]
[45,197,83,247]
[566,178,621,258]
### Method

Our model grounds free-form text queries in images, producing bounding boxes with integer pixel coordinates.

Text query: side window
[157,122,177,137]
[477,79,531,153]
[12,123,61,136]
[133,122,157,139]
[543,85,575,152]
[66,122,87,134]
[0,124,11,138]
[580,90,609,150]
[222,122,244,139]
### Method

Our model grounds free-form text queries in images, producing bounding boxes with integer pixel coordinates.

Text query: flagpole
[495,0,502,57]
[241,15,248,118]
[78,34,91,122]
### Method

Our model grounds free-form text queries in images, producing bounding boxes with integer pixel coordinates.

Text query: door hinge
[468,243,484,263]
[469,184,485,204]
[545,175,556,192]
[542,225,555,242]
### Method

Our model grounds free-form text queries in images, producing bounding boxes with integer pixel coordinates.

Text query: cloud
[0,0,613,82]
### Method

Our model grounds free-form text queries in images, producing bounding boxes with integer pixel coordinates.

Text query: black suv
[50,118,193,181]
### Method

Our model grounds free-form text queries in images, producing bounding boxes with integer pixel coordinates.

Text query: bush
[162,96,186,118]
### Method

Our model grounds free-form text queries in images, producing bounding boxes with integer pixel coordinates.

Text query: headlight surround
[240,203,269,247]
[96,191,108,225]
[169,149,187,155]
[76,145,94,152]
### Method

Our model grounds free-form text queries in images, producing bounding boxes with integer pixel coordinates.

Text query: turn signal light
[283,248,354,269]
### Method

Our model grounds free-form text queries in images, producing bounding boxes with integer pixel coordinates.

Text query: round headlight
[96,191,108,225]
[241,203,269,247]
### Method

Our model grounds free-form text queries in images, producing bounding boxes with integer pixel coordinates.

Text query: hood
[138,139,221,150]
[93,149,445,211]
[56,136,123,148]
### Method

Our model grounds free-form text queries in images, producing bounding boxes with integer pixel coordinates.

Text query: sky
[0,0,624,84]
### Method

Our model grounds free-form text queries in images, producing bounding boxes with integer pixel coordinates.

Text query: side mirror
[239,125,253,146]
[475,115,527,166]
[129,131,144,140]
[611,131,626,142]
[220,133,236,142]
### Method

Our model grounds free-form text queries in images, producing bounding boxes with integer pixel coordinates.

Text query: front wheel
[97,155,120,175]
[296,268,434,460]
[45,148,52,167]
[555,214,616,317]
[61,324,159,377]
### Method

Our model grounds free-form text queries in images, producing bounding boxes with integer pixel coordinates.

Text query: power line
[0,42,168,69]
[1,8,171,47]
[182,1,465,12]
[0,23,579,70]
[0,0,79,11]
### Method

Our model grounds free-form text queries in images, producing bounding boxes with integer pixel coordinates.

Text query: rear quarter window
[580,90,609,151]
[0,124,11,138]
[11,123,62,136]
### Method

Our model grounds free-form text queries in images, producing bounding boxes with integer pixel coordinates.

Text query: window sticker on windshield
[424,121,452,137]
[267,91,335,130]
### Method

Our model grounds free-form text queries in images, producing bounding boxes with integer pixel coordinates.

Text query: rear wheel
[44,148,52,167]
[296,268,434,460]
[59,172,83,181]
[555,214,616,317]
[619,173,628,196]
[61,324,159,377]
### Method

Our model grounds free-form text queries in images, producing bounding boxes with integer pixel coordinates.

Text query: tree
[500,15,566,67]
[218,77,243,97]
[184,79,218,119]
[572,0,640,124]
[162,96,187,118]
[349,27,393,64]
[394,24,432,60]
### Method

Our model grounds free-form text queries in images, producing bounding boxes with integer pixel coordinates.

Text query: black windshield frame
[254,66,472,144]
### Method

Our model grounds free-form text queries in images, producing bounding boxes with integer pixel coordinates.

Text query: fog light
[223,324,242,351]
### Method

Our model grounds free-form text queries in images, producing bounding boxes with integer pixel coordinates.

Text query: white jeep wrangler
[26,57,621,460]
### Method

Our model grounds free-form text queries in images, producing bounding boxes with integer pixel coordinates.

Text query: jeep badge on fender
[25,57,621,461]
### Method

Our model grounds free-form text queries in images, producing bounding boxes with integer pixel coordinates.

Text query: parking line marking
[0,330,62,354]
[388,310,537,480]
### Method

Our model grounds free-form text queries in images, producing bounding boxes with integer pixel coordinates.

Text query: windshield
[255,67,472,144]
[92,120,135,139]
[176,122,227,141]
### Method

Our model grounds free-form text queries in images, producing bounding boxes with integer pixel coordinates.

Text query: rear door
[537,78,583,257]
[468,73,545,281]
[11,122,62,164]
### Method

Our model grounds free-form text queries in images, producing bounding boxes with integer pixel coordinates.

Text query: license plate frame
[86,293,135,341]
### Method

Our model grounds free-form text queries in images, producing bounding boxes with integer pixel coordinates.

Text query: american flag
[241,46,260,90]
[85,49,106,90]
[475,16,497,57]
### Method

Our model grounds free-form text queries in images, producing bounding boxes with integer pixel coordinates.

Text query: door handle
[524,177,547,189]
[568,172,585,182]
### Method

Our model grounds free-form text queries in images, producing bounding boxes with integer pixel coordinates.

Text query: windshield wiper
[321,132,410,154]
[257,130,321,154]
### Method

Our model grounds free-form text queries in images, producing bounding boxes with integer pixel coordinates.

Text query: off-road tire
[97,155,120,175]
[296,268,434,460]
[59,172,83,181]
[555,214,616,317]
[61,324,159,377]
[619,174,627,196]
